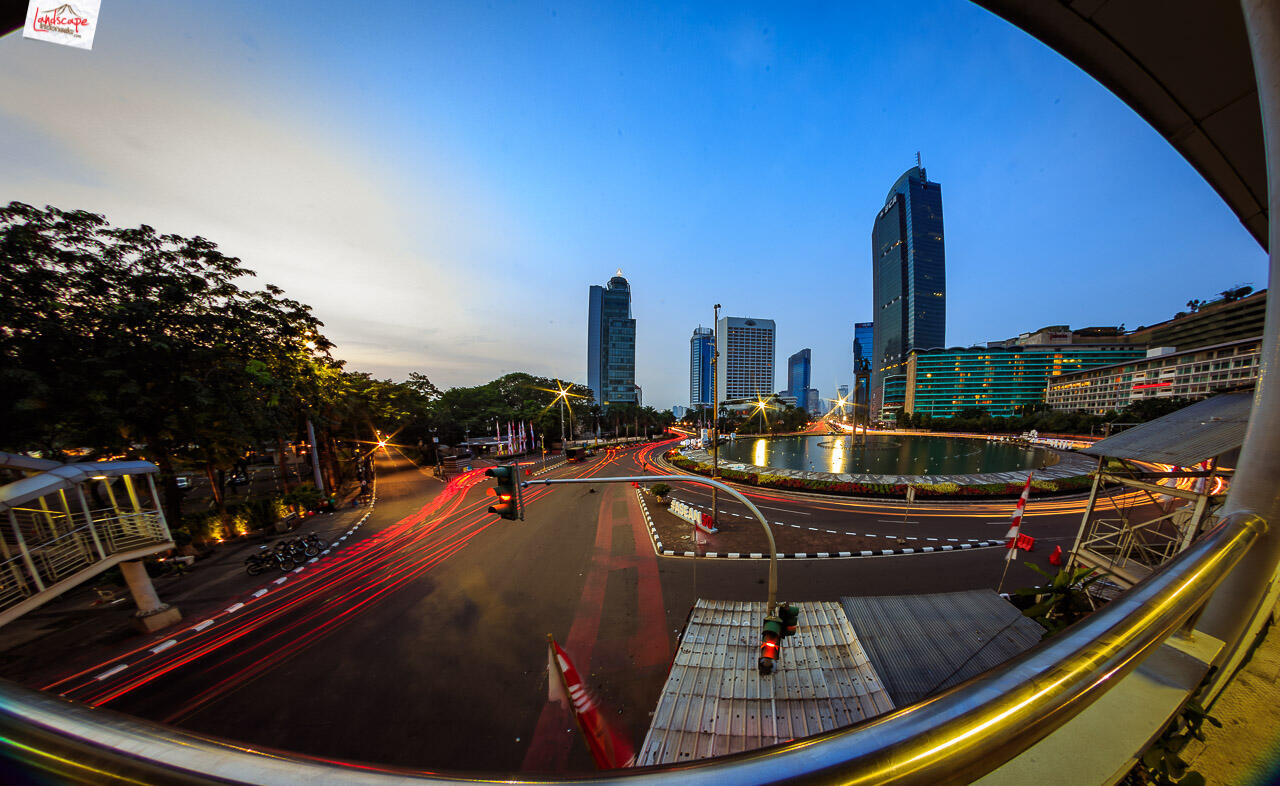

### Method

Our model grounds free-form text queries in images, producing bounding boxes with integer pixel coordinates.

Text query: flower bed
[663,450,1095,500]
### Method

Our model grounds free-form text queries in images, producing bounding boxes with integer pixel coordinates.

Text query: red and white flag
[1005,472,1034,561]
[546,636,636,769]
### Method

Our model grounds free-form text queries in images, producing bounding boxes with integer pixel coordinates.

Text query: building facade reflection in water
[725,435,1047,476]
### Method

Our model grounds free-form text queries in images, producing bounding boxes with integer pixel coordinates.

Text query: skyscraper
[787,348,812,403]
[689,326,714,408]
[716,316,775,401]
[587,270,636,407]
[805,388,822,416]
[871,165,945,418]
[853,321,874,410]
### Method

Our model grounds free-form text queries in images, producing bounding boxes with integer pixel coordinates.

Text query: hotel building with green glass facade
[892,344,1147,419]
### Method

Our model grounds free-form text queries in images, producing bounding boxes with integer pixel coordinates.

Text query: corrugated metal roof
[1080,391,1253,466]
[840,590,1044,706]
[637,599,893,766]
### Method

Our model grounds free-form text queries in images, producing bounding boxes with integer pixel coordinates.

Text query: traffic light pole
[524,473,778,613]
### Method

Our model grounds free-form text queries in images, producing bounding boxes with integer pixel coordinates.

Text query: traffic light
[759,615,785,675]
[485,465,523,520]
[779,603,800,638]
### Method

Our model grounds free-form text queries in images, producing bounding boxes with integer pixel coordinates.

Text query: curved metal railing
[0,510,1264,785]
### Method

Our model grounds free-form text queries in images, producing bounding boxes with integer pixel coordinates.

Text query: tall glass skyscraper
[871,165,945,419]
[787,348,811,402]
[853,322,874,409]
[587,271,636,407]
[689,326,714,408]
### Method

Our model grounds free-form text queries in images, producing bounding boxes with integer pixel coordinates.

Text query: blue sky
[1,1,1266,409]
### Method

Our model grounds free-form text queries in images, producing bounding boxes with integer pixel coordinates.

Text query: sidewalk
[1182,622,1280,785]
[0,498,374,688]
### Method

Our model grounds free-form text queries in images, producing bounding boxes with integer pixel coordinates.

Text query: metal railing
[0,510,1264,784]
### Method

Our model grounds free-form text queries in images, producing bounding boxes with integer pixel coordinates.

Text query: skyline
[0,1,1268,409]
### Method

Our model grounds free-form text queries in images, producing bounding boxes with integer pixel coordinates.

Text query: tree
[0,202,329,522]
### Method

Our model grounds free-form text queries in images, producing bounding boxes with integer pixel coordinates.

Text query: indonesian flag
[1005,472,1033,561]
[546,636,636,769]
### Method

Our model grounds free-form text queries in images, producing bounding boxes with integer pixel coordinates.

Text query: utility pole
[306,418,326,496]
[711,303,721,526]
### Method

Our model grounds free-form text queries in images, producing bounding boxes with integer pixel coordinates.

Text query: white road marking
[149,639,177,654]
[95,664,129,681]
[308,557,318,563]
[192,620,214,632]
[293,566,304,573]
[225,603,244,613]
[252,589,268,598]
[274,577,288,585]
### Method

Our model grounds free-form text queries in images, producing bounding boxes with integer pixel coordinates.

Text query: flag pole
[996,551,1015,595]
[996,471,1034,595]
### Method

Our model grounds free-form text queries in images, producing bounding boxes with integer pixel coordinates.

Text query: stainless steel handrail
[0,510,1263,784]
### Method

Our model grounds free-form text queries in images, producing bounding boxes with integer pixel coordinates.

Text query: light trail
[50,446,624,711]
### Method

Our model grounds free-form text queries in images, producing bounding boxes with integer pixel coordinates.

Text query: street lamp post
[711,303,721,526]
[559,395,566,447]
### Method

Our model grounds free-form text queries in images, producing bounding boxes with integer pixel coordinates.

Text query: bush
[242,497,282,531]
[283,483,322,511]
[650,483,671,497]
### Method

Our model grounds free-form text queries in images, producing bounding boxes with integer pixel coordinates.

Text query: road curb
[632,487,1003,560]
[530,459,567,477]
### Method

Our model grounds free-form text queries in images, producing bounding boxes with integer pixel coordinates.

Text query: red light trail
[44,448,631,712]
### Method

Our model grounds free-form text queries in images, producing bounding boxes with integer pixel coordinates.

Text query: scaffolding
[1068,393,1249,591]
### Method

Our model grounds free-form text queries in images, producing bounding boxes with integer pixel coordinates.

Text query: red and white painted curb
[633,487,1001,560]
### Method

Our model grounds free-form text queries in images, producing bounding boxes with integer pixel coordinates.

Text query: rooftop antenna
[916,151,922,169]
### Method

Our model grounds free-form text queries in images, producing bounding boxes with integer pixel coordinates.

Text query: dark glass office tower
[787,348,811,402]
[689,326,714,408]
[853,322,873,408]
[871,165,945,418]
[587,271,636,407]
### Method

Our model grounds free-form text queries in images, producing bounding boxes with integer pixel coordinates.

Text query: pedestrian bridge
[0,453,175,627]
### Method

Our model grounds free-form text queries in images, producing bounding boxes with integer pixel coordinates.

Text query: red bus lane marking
[522,485,619,772]
[626,489,670,671]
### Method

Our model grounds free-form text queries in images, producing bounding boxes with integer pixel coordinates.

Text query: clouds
[0,20,524,388]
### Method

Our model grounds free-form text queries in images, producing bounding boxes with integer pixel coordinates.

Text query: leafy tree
[0,202,328,522]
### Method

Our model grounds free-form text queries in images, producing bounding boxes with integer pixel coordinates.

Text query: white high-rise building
[716,316,776,401]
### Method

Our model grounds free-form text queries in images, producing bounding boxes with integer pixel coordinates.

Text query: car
[229,473,249,487]
[175,476,192,490]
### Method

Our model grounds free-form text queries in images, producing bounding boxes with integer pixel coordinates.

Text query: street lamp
[711,303,721,526]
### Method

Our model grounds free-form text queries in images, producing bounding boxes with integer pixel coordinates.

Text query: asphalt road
[24,438,1151,774]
